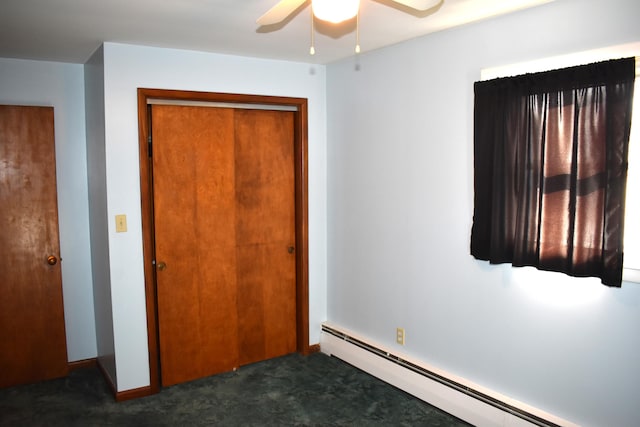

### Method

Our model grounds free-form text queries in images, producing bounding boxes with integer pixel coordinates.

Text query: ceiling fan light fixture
[312,0,360,24]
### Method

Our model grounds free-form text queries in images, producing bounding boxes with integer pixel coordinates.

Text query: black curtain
[471,57,635,287]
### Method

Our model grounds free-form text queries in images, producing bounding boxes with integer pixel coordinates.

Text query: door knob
[157,261,167,271]
[287,246,295,254]
[47,255,58,266]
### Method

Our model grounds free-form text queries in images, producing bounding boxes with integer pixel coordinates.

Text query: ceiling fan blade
[389,0,442,11]
[257,0,309,26]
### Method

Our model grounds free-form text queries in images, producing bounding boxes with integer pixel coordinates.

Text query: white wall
[84,46,117,384]
[326,0,640,426]
[100,43,327,391]
[0,58,96,362]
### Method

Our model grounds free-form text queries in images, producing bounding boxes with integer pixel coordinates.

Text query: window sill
[623,268,640,283]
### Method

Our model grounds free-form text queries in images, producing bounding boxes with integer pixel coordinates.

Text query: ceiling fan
[257,0,441,26]
[257,0,442,55]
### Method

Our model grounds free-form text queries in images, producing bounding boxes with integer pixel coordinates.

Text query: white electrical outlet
[396,327,405,345]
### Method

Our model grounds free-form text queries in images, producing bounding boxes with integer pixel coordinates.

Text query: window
[478,43,640,284]
[623,70,640,282]
[471,52,637,287]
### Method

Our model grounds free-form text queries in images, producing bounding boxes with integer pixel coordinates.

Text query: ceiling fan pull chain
[355,8,361,54]
[309,6,316,55]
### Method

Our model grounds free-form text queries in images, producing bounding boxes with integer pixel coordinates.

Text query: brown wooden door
[151,105,296,386]
[0,105,68,388]
[234,109,297,366]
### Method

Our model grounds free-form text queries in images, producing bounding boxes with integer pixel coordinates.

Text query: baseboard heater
[321,323,576,427]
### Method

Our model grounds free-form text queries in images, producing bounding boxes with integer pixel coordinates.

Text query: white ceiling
[0,0,553,65]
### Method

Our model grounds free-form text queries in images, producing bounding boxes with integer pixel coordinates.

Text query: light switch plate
[115,214,127,233]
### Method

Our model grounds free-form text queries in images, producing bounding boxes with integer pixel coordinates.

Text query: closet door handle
[47,255,58,266]
[157,261,167,271]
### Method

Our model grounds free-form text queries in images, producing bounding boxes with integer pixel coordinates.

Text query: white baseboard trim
[320,323,577,427]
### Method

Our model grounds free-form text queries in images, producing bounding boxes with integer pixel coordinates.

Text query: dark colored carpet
[0,352,471,426]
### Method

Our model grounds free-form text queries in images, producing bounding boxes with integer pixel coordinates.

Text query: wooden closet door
[235,109,297,366]
[151,105,297,386]
[152,105,239,386]
[0,105,68,388]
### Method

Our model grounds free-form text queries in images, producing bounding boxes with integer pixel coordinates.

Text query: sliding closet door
[152,105,239,386]
[235,109,297,366]
[151,105,297,386]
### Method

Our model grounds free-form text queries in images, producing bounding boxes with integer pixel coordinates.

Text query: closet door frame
[137,88,310,395]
